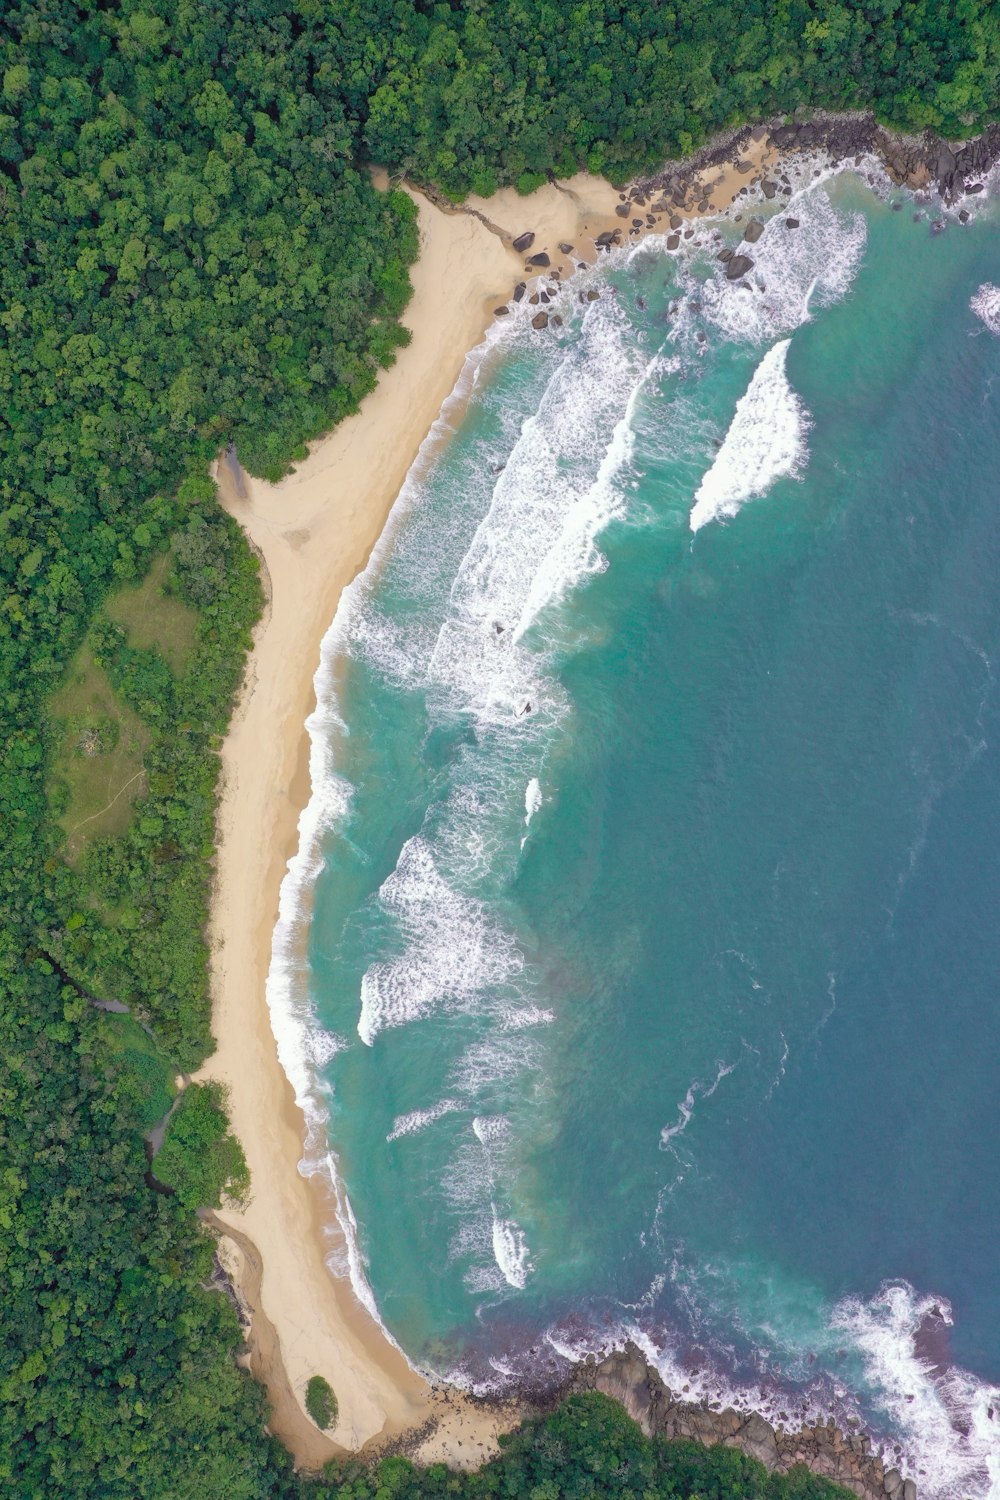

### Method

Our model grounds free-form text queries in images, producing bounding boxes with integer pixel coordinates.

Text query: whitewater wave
[492,1211,533,1289]
[690,340,812,532]
[712,179,867,343]
[832,1284,1000,1498]
[358,836,523,1045]
[387,1098,461,1142]
[971,282,1000,334]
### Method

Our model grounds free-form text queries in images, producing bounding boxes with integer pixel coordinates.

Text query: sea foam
[689,340,811,532]
[971,282,1000,334]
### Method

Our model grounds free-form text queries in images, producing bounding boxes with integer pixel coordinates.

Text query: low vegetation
[305,1376,339,1432]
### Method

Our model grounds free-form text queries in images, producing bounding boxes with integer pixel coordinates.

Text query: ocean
[270,165,1000,1498]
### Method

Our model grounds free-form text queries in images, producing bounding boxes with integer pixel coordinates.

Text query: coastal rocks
[761,178,778,199]
[785,217,800,229]
[725,253,754,280]
[493,305,509,316]
[527,251,550,267]
[512,282,526,301]
[531,311,549,329]
[570,1346,917,1500]
[615,203,630,217]
[594,229,619,249]
[742,217,765,243]
[512,231,535,253]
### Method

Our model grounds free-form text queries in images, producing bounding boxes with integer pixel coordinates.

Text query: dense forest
[1,0,995,1493]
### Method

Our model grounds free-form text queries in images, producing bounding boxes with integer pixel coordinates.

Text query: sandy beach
[199,137,779,1471]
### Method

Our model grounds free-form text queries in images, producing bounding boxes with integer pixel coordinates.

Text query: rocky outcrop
[570,1345,916,1500]
[641,110,1000,209]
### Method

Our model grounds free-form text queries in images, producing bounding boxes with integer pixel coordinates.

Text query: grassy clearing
[49,645,151,862]
[105,550,198,676]
[97,1011,178,1133]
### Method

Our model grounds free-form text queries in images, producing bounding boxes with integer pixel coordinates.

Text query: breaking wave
[971,282,1000,334]
[690,340,812,532]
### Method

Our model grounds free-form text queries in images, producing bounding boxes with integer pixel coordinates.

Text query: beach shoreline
[195,114,976,1472]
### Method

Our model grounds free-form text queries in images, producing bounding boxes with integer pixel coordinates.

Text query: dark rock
[615,204,630,217]
[632,218,644,228]
[725,254,754,280]
[717,248,734,263]
[528,251,550,267]
[512,281,526,302]
[736,160,753,173]
[666,233,680,250]
[538,290,549,303]
[551,314,563,326]
[959,208,971,223]
[936,144,957,179]
[528,293,539,305]
[595,229,618,248]
[883,1470,903,1498]
[785,217,800,228]
[646,214,656,226]
[531,311,549,330]
[669,214,682,229]
[493,305,509,316]
[743,217,765,243]
[762,179,778,199]
[931,219,947,234]
[512,231,535,253]
[558,241,574,253]
[966,182,984,193]
[586,288,601,301]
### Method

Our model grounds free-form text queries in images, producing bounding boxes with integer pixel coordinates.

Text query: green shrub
[305,1375,338,1431]
[152,1083,249,1210]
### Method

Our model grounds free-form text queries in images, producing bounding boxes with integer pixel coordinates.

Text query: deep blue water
[274,170,1000,1497]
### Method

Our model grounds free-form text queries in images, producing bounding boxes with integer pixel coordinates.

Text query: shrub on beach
[305,1376,338,1432]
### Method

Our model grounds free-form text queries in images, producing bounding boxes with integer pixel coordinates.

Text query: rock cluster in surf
[571,1345,918,1500]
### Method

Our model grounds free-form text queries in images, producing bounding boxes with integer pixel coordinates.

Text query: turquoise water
[277,170,1000,1496]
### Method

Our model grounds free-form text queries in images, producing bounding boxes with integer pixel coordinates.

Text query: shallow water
[277,169,1000,1497]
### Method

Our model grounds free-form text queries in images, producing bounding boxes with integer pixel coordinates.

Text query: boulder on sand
[528,251,550,267]
[512,231,534,253]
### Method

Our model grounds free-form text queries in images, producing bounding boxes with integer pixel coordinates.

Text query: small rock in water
[785,217,800,228]
[530,311,549,330]
[493,305,509,316]
[586,288,601,301]
[666,233,680,250]
[743,217,765,243]
[762,179,778,199]
[512,281,526,301]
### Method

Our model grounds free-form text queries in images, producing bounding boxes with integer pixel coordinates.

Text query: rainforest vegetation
[2,0,994,1493]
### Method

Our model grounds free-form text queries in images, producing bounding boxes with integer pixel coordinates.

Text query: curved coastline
[194,116,997,1478]
[198,151,783,1464]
